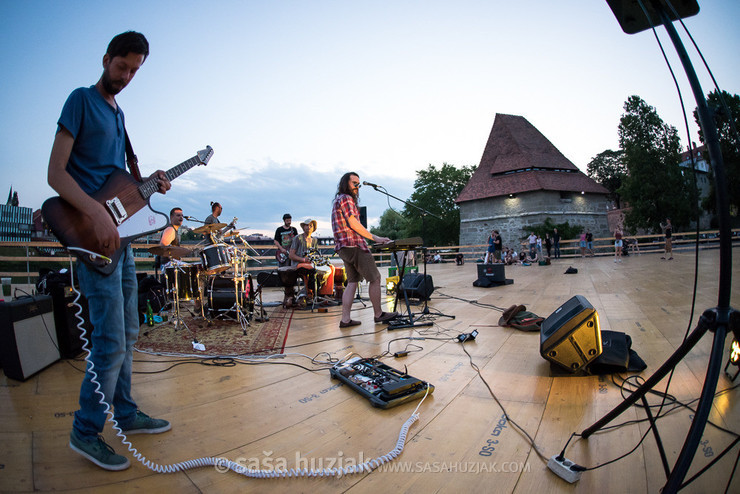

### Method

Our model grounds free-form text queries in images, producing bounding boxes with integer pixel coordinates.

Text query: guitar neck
[137,154,202,199]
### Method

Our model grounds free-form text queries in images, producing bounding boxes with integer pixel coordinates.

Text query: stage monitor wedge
[540,295,602,373]
[400,273,434,300]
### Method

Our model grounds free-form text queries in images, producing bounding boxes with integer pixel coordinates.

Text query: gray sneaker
[69,431,130,471]
[121,410,171,434]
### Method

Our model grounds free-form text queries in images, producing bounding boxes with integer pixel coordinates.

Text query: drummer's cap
[283,213,291,220]
[300,219,317,232]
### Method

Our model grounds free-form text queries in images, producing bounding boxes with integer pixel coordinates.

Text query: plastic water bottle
[146,299,154,326]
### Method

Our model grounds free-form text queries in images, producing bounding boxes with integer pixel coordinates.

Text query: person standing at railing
[614,225,624,263]
[660,218,673,260]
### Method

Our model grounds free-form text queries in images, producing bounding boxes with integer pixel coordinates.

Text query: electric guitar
[276,250,289,265]
[42,146,214,275]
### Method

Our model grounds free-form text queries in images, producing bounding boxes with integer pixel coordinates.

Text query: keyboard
[373,237,423,252]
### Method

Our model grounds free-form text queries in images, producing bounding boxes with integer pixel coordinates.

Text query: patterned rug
[135,306,292,357]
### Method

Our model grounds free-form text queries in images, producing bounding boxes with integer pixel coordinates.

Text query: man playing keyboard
[331,172,397,328]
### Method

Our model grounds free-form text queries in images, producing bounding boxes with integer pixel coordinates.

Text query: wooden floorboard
[1,247,739,493]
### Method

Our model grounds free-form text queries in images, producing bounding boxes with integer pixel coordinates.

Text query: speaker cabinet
[400,273,434,300]
[359,206,368,228]
[475,264,513,286]
[0,295,60,381]
[540,295,602,373]
[256,270,282,287]
[49,285,91,359]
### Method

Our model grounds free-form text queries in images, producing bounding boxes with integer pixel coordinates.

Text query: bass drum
[164,263,200,301]
[207,275,254,313]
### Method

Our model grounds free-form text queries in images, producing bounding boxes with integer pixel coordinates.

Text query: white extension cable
[68,258,425,477]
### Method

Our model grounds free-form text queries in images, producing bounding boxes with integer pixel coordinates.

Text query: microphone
[183,215,197,221]
[362,181,380,188]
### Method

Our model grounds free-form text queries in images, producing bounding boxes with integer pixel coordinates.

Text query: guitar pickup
[105,197,128,225]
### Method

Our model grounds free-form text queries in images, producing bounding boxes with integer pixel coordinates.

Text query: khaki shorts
[337,247,380,284]
[665,238,672,251]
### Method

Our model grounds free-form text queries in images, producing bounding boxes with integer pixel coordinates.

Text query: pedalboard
[330,357,434,409]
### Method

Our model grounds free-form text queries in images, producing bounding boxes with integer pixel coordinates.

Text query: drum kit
[148,219,267,335]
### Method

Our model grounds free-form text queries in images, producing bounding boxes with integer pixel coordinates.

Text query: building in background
[0,204,33,242]
[456,114,610,248]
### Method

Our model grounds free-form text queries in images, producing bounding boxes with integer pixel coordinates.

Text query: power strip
[546,455,583,483]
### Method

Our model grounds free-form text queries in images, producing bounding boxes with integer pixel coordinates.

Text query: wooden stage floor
[2,247,739,493]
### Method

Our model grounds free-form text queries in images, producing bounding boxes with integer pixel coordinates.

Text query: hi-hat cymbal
[148,245,192,259]
[192,223,227,234]
[224,230,242,237]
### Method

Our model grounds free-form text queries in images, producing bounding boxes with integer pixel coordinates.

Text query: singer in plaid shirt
[331,172,397,328]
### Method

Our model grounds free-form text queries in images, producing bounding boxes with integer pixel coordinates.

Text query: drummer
[204,202,222,225]
[203,201,234,244]
[155,207,184,277]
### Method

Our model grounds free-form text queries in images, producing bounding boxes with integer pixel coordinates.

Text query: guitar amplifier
[0,295,60,381]
[49,285,91,359]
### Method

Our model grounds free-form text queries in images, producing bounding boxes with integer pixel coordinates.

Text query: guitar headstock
[197,145,214,165]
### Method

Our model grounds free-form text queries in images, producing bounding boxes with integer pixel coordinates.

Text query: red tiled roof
[457,114,608,203]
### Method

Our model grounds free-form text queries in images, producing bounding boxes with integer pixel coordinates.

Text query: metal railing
[1,229,738,283]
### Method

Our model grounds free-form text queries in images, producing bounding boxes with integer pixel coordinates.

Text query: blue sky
[1,0,738,239]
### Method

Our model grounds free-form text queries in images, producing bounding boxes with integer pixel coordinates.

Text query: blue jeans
[554,242,560,258]
[73,246,139,439]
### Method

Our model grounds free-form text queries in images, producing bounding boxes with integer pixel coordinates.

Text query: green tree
[617,95,692,233]
[587,149,627,208]
[180,227,203,242]
[693,89,740,217]
[403,163,475,246]
[370,208,408,239]
[522,217,580,243]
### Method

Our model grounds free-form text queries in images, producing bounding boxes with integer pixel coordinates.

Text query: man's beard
[101,68,125,95]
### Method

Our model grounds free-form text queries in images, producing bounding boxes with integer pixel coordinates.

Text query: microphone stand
[580,5,737,493]
[365,184,455,327]
[185,216,205,224]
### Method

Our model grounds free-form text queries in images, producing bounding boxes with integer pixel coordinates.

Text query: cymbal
[224,230,242,237]
[192,223,227,234]
[148,245,192,258]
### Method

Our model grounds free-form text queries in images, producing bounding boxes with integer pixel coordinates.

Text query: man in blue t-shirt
[47,31,172,471]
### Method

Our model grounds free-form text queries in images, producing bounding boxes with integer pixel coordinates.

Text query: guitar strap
[123,128,143,182]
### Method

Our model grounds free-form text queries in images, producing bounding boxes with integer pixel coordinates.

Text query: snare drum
[200,243,232,274]
[165,262,200,301]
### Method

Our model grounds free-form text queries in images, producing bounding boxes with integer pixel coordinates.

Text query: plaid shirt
[331,194,369,252]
